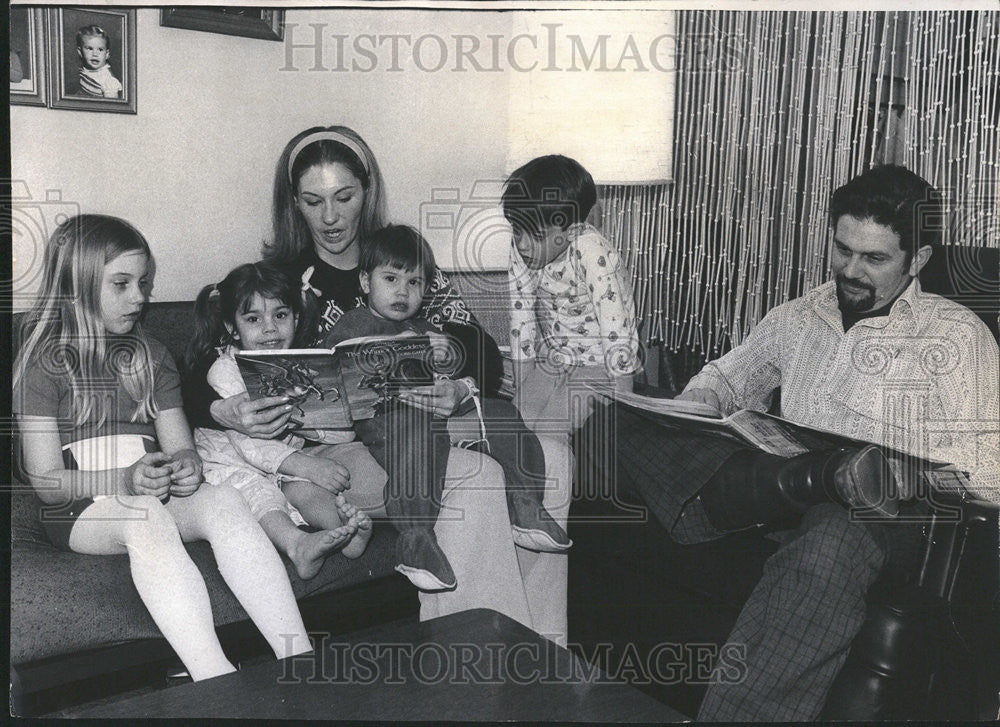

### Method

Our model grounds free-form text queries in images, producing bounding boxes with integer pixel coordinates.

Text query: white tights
[67,484,310,681]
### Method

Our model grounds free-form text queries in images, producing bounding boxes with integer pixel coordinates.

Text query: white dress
[194,348,355,524]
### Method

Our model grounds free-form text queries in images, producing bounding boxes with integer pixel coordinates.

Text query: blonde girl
[13,214,311,681]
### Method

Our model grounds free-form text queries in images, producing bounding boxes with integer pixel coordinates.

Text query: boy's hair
[186,261,312,372]
[501,155,597,240]
[359,224,437,284]
[14,214,157,428]
[829,164,942,265]
[76,25,109,49]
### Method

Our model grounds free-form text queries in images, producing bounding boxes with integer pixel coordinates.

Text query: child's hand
[167,450,204,497]
[303,454,350,494]
[124,452,174,500]
[279,451,350,494]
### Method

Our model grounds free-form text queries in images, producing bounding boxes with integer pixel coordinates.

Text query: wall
[11,8,515,308]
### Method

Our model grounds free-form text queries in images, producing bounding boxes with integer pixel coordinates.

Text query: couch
[10,270,515,715]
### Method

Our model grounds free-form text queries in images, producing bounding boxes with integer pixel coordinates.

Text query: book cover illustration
[336,335,439,420]
[236,350,354,429]
[236,335,440,428]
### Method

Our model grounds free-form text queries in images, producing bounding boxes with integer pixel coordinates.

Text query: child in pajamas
[503,154,641,433]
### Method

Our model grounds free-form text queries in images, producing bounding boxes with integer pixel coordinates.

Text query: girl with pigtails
[186,262,373,580]
[13,214,311,682]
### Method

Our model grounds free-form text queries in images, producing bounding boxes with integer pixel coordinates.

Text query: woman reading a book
[184,125,573,642]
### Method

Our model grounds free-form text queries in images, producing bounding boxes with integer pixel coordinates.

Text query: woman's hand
[397,379,470,417]
[124,452,175,500]
[167,449,204,497]
[210,392,294,439]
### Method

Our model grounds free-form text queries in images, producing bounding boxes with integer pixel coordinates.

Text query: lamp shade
[506,10,675,185]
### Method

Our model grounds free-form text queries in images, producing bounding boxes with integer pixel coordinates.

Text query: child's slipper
[394,563,457,591]
[395,529,458,591]
[165,663,191,683]
[509,495,572,552]
[511,525,573,553]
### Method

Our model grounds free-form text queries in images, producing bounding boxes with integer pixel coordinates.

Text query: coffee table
[62,608,688,721]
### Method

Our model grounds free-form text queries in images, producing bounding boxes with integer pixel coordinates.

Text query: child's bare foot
[337,496,374,559]
[288,526,357,579]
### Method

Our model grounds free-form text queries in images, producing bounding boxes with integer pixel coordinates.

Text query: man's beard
[835,274,876,312]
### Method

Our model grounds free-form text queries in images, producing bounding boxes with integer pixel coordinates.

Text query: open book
[237,335,438,428]
[606,388,838,457]
[599,387,971,492]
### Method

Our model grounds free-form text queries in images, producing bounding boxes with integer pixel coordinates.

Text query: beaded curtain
[598,11,999,368]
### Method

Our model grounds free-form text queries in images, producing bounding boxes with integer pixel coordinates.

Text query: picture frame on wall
[47,7,137,114]
[160,7,285,41]
[10,7,47,107]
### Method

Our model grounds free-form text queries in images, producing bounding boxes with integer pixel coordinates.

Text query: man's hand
[124,452,174,500]
[675,388,723,416]
[398,379,469,417]
[210,392,293,439]
[167,449,204,497]
[278,451,351,494]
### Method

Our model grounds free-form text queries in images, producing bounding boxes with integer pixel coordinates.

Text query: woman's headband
[287,131,370,185]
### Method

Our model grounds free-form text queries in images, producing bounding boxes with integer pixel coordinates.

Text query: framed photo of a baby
[47,7,136,114]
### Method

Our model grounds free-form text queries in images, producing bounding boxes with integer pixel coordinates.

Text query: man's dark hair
[829,164,943,264]
[501,155,597,240]
[360,224,437,284]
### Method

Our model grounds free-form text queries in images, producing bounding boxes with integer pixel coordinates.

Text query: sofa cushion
[140,301,196,365]
[10,489,399,665]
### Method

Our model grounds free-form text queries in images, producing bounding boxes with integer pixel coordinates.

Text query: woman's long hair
[264,125,387,263]
[186,261,313,373]
[14,214,157,428]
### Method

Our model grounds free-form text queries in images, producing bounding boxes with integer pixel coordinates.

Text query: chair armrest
[918,495,998,601]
